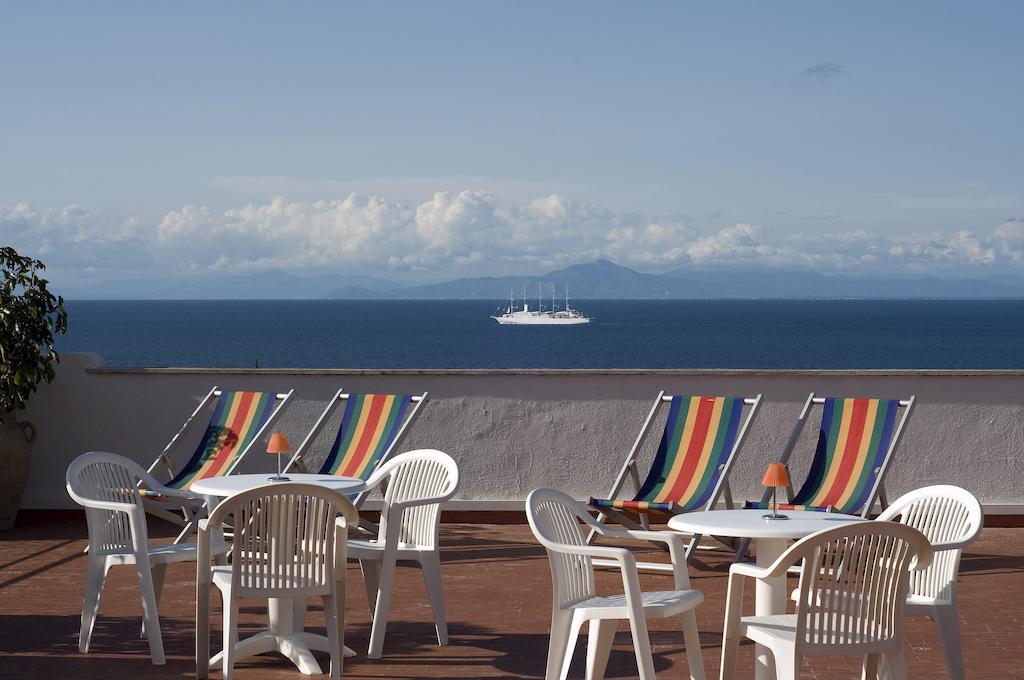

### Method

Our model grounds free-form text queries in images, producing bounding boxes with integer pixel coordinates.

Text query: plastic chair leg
[79,556,107,653]
[196,581,210,680]
[360,558,381,614]
[680,609,706,680]
[323,593,341,680]
[933,604,966,680]
[367,554,397,659]
[135,561,166,665]
[626,611,656,680]
[420,551,448,645]
[585,619,615,680]
[883,647,907,680]
[774,652,800,680]
[222,595,239,680]
[141,562,167,639]
[862,652,880,680]
[719,625,741,680]
[559,612,586,680]
[545,609,573,680]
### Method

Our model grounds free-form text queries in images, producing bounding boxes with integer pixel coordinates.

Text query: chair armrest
[78,498,137,514]
[930,538,972,553]
[359,475,385,494]
[596,525,682,548]
[552,542,637,569]
[728,561,772,579]
[389,493,453,516]
[594,526,690,586]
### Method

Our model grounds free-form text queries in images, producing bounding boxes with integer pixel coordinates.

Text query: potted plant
[0,246,67,530]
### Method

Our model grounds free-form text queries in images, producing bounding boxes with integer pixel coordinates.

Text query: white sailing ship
[492,284,591,325]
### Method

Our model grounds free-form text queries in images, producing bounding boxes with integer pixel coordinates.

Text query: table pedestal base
[754,537,789,680]
[208,596,356,675]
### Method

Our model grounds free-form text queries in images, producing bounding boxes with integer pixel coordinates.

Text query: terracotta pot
[0,416,36,531]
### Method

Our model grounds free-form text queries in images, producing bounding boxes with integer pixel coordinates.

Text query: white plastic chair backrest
[526,488,598,609]
[368,449,459,550]
[204,482,358,598]
[66,451,151,556]
[876,485,983,602]
[786,522,932,654]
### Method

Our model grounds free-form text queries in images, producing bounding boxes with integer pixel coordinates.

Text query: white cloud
[5,193,1024,285]
[687,224,778,264]
[993,219,1024,262]
[150,191,695,274]
[0,202,150,272]
[156,195,416,271]
[887,231,995,267]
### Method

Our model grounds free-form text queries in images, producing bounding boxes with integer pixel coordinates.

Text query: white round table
[668,509,866,680]
[191,473,365,674]
[190,472,365,499]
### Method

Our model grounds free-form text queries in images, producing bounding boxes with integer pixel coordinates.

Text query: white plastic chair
[196,482,359,680]
[721,522,932,680]
[347,449,460,659]
[527,488,706,680]
[66,451,227,665]
[875,485,983,679]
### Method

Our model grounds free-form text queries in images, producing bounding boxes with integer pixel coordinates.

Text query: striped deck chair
[143,387,293,541]
[744,394,915,517]
[588,392,762,566]
[285,390,428,510]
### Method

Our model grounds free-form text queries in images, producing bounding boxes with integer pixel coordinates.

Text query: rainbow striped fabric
[161,391,280,492]
[590,395,745,515]
[319,394,413,479]
[746,397,901,515]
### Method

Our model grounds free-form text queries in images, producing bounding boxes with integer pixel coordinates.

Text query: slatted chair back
[591,393,761,514]
[204,482,358,599]
[155,388,291,491]
[790,522,932,655]
[877,485,983,603]
[67,452,150,556]
[371,449,459,551]
[527,488,597,609]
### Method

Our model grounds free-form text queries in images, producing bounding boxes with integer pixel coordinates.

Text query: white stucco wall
[19,353,1024,512]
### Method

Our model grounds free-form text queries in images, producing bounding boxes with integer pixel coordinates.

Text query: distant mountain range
[62,270,400,300]
[64,260,1024,300]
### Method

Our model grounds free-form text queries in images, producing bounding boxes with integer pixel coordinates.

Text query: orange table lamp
[267,431,291,481]
[761,462,791,520]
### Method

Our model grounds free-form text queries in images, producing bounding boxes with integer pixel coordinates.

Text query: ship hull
[492,314,590,325]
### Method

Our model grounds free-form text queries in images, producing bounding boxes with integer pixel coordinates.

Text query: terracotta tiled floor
[1,512,1022,679]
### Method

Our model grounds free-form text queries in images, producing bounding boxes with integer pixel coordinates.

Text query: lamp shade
[267,431,291,454]
[761,462,790,488]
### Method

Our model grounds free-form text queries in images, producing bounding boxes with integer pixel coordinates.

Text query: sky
[2,1,1023,289]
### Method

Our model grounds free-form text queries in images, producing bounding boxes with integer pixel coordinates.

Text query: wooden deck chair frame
[589,390,762,570]
[734,392,915,562]
[143,386,293,541]
[283,389,428,509]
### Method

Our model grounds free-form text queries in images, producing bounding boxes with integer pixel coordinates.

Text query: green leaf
[0,246,68,411]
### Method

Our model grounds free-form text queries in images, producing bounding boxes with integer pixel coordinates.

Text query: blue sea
[57,299,1024,369]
